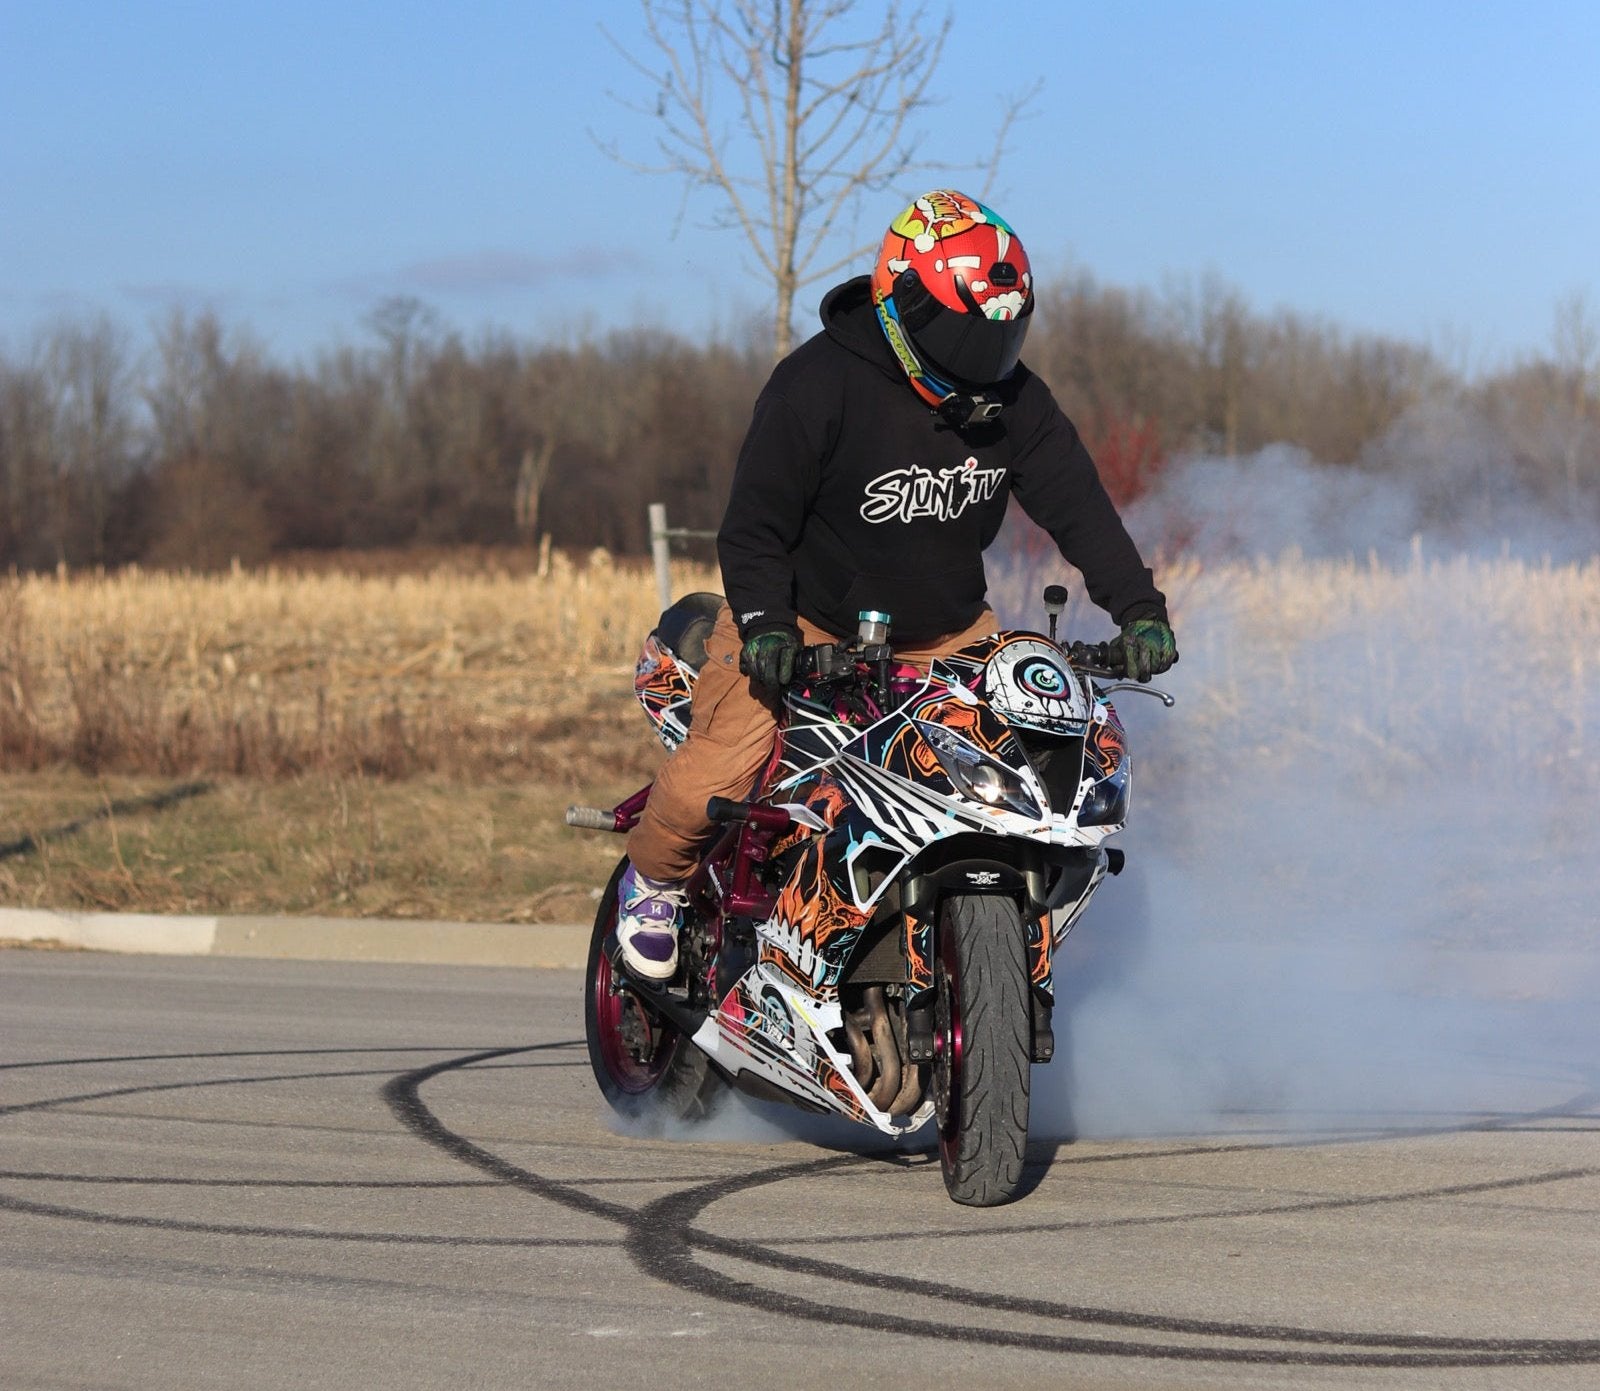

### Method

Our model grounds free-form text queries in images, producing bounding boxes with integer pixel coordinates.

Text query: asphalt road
[3,951,1598,1391]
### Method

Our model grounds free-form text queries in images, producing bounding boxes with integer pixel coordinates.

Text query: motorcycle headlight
[913,720,1042,820]
[1078,762,1130,827]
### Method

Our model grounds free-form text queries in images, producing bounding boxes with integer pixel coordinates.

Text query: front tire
[933,894,1032,1206]
[585,856,723,1123]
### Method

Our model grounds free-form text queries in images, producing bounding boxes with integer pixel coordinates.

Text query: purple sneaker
[615,864,685,981]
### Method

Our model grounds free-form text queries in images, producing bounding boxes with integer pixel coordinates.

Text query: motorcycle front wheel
[585,856,724,1123]
[933,893,1032,1206]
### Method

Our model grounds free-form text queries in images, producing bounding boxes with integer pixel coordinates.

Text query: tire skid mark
[755,1161,1600,1246]
[0,1042,596,1251]
[0,1191,620,1248]
[0,1045,533,1074]
[391,1050,1600,1368]
[643,1167,1600,1352]
[9,1042,1600,1367]
[0,1040,585,1117]
[1,1065,458,1118]
[629,1169,1600,1366]
[0,1170,501,1188]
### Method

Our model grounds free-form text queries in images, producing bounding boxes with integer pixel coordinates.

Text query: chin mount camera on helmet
[935,391,1005,429]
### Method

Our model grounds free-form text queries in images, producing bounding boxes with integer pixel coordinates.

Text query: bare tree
[514,347,606,543]
[0,357,55,567]
[1549,290,1599,505]
[1552,290,1599,418]
[363,296,442,492]
[605,0,1032,359]
[43,317,137,564]
[1168,273,1253,458]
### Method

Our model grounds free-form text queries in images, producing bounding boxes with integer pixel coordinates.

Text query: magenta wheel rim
[591,911,679,1094]
[933,924,964,1168]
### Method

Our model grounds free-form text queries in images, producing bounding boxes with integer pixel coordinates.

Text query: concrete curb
[6,908,1596,1001]
[0,908,591,970]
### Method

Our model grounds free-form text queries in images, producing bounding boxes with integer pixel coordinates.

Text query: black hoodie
[717,276,1167,644]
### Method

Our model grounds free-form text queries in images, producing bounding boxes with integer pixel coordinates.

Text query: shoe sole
[618,950,678,981]
[616,927,678,981]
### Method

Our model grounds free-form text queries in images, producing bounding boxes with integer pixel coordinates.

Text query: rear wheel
[585,856,723,1122]
[932,894,1031,1206]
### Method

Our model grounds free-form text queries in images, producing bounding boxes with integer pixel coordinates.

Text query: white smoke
[632,432,1600,1149]
[1126,401,1600,567]
[1014,429,1600,1139]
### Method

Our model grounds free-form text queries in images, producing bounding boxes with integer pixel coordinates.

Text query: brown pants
[626,603,999,882]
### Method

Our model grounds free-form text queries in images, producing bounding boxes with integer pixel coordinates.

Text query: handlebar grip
[565,805,617,831]
[1068,640,1117,670]
[706,796,744,824]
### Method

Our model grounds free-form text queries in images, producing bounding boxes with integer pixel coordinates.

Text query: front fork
[903,904,1055,1065]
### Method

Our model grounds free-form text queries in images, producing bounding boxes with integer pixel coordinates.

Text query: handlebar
[795,637,1127,680]
[770,633,1176,716]
[789,634,1163,692]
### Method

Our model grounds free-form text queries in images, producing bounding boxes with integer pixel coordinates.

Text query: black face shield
[891,267,1033,392]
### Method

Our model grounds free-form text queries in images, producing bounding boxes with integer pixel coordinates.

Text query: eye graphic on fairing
[982,638,1091,733]
[1016,657,1068,698]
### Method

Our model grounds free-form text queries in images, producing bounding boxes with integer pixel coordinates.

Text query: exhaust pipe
[843,1011,876,1091]
[863,986,901,1113]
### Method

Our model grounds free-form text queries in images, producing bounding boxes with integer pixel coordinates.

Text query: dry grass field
[0,550,717,921]
[0,548,716,780]
[2,547,1596,922]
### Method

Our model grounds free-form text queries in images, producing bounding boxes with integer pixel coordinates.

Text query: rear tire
[585,856,723,1123]
[933,894,1031,1206]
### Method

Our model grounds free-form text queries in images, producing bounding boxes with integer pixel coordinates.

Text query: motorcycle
[566,587,1174,1206]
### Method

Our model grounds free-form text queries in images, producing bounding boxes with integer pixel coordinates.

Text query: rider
[616,189,1177,979]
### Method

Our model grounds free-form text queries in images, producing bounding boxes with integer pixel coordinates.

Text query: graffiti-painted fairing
[769,633,1123,852]
[634,632,698,751]
[620,624,1133,1137]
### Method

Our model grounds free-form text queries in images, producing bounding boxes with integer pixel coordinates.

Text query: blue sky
[3,1,1597,369]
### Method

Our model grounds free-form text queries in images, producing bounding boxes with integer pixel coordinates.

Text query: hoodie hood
[819,276,903,383]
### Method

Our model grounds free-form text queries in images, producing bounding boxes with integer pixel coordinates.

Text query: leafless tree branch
[977,78,1044,200]
[602,0,1035,358]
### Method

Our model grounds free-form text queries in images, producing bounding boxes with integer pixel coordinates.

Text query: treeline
[1032,273,1600,529]
[1,279,1596,571]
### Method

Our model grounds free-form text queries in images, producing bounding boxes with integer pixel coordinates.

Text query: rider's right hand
[739,623,803,687]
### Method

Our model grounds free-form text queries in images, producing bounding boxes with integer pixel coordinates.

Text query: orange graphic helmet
[872,190,1034,421]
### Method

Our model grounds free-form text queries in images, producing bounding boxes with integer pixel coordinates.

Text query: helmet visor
[894,274,1032,390]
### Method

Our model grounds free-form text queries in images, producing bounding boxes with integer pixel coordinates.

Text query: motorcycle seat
[654,592,725,669]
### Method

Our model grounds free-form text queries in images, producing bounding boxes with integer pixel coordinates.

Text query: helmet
[872,190,1034,425]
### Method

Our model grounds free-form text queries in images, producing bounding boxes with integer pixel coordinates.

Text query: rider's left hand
[1109,616,1178,682]
[739,623,802,688]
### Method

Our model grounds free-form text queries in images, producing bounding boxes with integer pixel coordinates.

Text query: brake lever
[1098,681,1177,708]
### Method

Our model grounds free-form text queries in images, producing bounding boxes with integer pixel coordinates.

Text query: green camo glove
[1109,617,1178,682]
[738,624,802,688]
